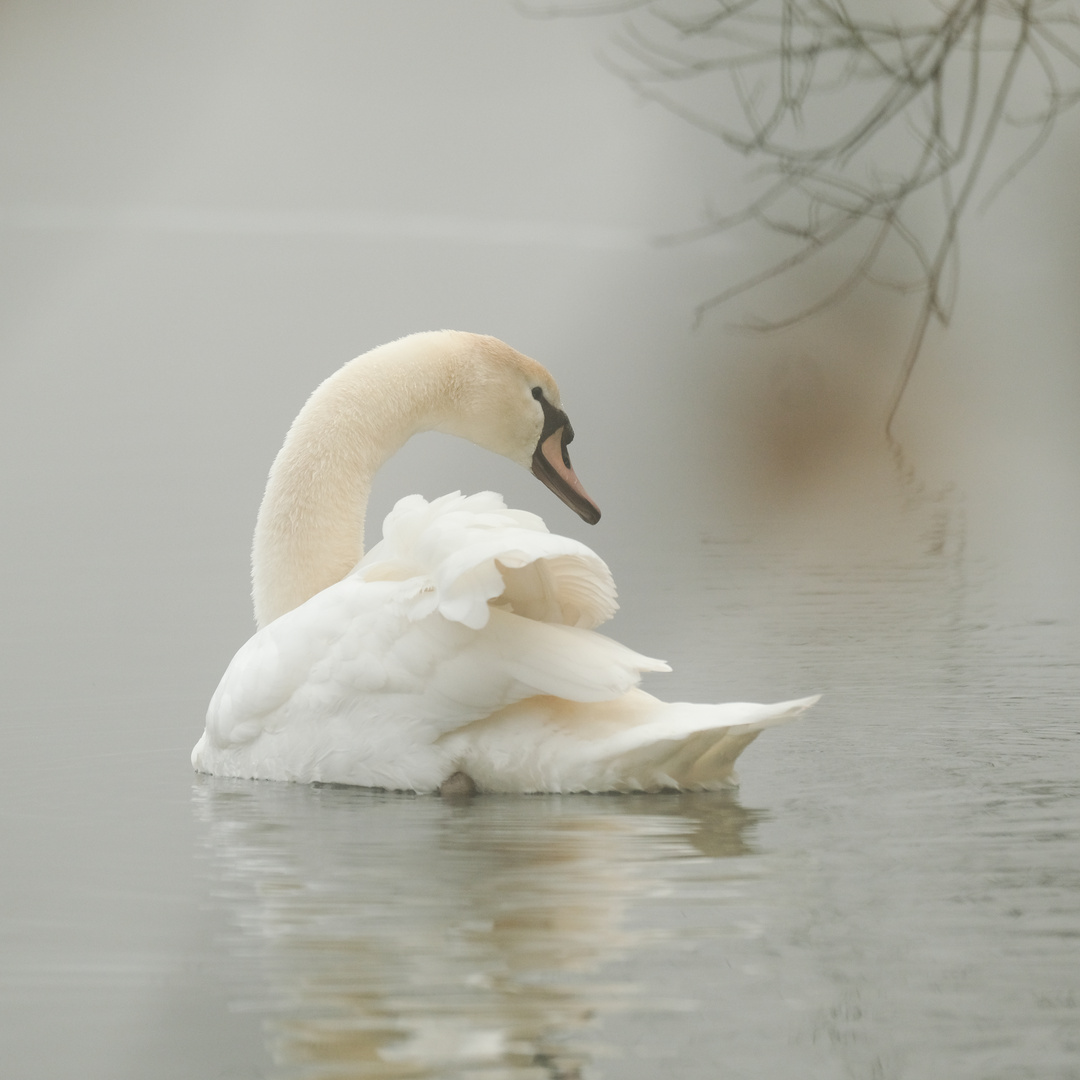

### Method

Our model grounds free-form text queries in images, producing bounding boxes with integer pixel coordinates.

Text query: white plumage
[192,332,816,793]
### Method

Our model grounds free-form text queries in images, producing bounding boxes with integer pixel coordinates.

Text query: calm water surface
[195,529,1080,1080]
[5,489,1077,1080]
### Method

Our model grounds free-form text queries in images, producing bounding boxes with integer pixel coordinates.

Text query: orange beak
[530,411,601,525]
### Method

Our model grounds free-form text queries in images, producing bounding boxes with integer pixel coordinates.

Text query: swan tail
[604,694,818,791]
[444,692,819,793]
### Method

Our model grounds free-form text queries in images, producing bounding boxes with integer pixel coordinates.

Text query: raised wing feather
[356,492,618,629]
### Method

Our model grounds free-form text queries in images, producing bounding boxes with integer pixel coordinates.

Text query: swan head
[439,333,602,525]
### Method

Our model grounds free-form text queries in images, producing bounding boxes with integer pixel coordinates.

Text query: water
[4,476,1078,1078]
[2,2,1080,1077]
[181,527,1080,1080]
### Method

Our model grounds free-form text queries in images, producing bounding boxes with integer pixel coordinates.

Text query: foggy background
[2,2,1079,1078]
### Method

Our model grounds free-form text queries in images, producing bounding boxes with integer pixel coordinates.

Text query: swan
[191,331,816,793]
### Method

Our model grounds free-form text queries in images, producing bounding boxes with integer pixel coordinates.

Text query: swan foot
[439,770,478,798]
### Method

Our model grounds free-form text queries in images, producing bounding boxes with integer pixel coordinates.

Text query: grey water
[3,2,1080,1078]
[190,531,1080,1080]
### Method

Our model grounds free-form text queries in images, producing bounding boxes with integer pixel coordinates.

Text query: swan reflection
[193,780,763,1078]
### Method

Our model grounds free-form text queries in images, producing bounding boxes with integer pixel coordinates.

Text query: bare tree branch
[522,0,1080,434]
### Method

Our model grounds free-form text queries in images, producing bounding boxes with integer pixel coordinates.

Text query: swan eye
[531,386,543,401]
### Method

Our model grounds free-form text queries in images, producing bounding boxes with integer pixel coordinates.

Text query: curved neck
[251,332,471,628]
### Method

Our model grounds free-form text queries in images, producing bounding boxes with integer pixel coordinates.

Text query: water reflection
[193,780,763,1078]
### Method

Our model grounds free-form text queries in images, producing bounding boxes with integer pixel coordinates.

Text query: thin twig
[525,0,1080,431]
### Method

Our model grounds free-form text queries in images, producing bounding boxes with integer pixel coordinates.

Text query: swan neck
[251,334,460,628]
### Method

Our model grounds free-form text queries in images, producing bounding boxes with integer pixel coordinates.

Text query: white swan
[192,331,816,793]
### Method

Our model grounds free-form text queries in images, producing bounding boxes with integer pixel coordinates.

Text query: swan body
[192,331,816,793]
